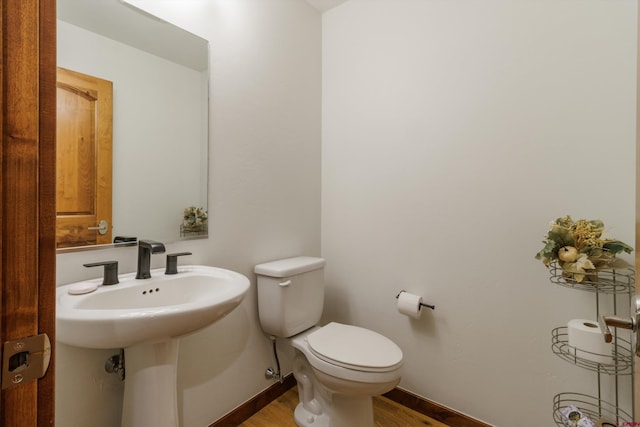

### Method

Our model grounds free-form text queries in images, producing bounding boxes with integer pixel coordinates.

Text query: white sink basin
[57,265,250,349]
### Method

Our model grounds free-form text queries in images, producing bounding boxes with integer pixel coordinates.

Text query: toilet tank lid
[254,256,326,277]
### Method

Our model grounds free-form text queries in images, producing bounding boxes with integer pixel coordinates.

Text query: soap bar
[68,282,98,295]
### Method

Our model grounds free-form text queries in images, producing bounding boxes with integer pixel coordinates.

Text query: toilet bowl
[255,257,404,427]
[289,324,402,427]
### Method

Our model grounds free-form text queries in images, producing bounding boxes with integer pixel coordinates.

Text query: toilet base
[293,395,373,427]
[294,402,330,427]
[293,352,375,427]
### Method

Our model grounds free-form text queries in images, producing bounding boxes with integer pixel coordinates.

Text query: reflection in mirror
[56,68,114,248]
[56,0,209,252]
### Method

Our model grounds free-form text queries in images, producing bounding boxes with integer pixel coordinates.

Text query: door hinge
[2,333,51,389]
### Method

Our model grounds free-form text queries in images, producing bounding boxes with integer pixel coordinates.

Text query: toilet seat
[307,322,403,373]
[291,324,403,385]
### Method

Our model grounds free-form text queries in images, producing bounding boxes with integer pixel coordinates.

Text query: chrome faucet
[136,239,166,279]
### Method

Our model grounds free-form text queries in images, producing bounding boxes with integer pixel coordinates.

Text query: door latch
[598,295,640,357]
[2,333,51,389]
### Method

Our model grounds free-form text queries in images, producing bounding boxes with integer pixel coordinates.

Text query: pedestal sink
[56,265,250,427]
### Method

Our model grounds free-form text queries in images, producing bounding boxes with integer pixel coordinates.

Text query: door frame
[636,0,640,416]
[0,0,56,425]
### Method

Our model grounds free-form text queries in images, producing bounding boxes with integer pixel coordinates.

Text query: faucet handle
[83,261,119,285]
[165,252,192,275]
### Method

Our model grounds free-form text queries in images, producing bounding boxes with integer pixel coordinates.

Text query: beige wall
[321,1,637,425]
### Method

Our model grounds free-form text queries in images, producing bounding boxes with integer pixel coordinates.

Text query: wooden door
[56,67,113,248]
[0,0,56,426]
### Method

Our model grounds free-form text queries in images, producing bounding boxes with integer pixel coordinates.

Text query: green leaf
[547,224,575,247]
[555,216,574,228]
[535,240,557,266]
[603,240,634,254]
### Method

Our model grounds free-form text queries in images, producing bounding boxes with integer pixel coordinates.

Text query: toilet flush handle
[279,280,292,287]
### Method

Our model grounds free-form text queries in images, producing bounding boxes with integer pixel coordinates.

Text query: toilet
[255,256,403,427]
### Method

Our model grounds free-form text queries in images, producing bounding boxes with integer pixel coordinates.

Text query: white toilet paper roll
[567,319,613,365]
[397,292,423,319]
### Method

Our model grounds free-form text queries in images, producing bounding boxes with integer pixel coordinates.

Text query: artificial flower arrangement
[535,216,633,282]
[182,206,208,231]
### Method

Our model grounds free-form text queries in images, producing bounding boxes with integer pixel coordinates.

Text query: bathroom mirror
[56,0,209,252]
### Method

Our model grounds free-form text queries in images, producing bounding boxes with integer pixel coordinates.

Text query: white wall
[322,1,636,426]
[55,1,321,426]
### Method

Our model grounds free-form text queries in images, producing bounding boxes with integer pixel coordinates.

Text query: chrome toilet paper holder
[395,290,435,310]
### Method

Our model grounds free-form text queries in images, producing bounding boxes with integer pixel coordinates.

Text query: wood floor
[239,387,451,427]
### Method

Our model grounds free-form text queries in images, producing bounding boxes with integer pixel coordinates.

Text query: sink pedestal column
[121,338,180,427]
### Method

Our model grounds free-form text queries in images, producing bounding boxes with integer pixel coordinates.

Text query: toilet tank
[255,256,326,338]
